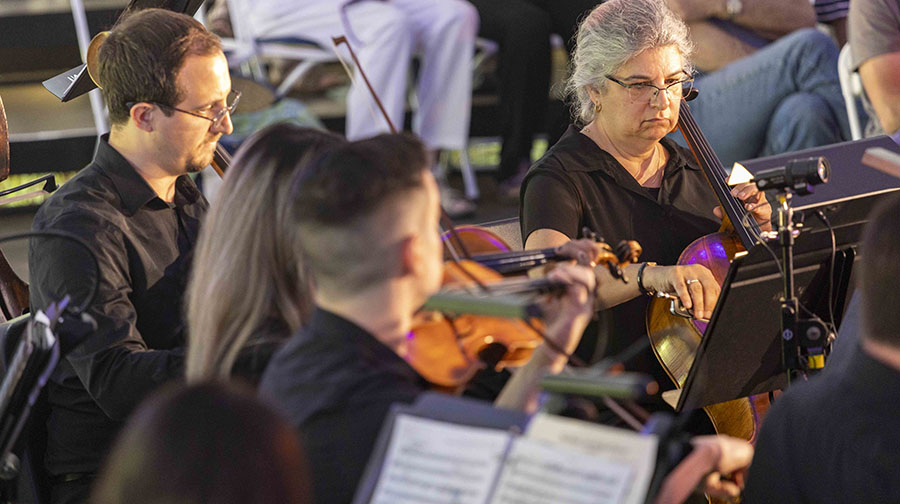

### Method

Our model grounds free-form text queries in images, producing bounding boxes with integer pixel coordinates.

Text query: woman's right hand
[642,264,719,320]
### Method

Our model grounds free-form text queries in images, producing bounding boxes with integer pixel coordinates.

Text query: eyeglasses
[126,89,241,128]
[605,75,693,104]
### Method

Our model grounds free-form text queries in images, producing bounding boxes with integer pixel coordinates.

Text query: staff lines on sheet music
[383,473,479,495]
[376,486,474,504]
[399,445,497,469]
[382,468,484,493]
[497,460,615,503]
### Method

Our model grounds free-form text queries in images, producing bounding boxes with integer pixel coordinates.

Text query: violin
[443,224,642,276]
[646,88,770,446]
[408,231,641,390]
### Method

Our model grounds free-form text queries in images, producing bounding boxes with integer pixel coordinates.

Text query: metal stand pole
[69,0,109,135]
[775,192,799,385]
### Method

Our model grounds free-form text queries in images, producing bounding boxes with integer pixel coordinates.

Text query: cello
[0,95,30,322]
[646,89,770,444]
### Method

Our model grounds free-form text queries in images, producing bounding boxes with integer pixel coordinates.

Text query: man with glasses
[28,9,233,503]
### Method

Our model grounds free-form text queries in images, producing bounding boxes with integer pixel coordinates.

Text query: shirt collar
[93,134,203,216]
[306,307,426,385]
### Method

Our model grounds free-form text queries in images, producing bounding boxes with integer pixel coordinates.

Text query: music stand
[675,188,898,412]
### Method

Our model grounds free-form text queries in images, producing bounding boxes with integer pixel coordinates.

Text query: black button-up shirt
[520,126,720,380]
[29,135,207,476]
[259,308,427,504]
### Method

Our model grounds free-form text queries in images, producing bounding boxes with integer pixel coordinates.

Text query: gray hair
[566,0,694,124]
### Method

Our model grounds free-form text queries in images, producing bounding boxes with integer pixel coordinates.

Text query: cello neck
[676,102,761,250]
[211,144,232,178]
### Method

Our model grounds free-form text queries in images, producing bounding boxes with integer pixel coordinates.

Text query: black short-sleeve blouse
[520,125,721,380]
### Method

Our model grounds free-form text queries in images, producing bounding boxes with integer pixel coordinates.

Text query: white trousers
[241,0,478,150]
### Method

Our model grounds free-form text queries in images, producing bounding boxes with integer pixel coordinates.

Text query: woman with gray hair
[519,0,771,421]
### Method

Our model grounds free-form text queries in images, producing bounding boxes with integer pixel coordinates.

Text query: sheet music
[369,414,512,504]
[488,437,632,504]
[525,413,658,504]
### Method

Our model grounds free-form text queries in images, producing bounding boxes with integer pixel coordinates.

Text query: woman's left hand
[713,182,772,231]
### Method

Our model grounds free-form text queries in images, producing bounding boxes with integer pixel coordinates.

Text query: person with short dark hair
[91,382,311,504]
[743,194,900,502]
[28,8,235,502]
[258,132,600,503]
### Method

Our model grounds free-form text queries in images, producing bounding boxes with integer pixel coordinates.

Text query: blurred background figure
[663,0,850,167]
[229,0,479,216]
[91,382,310,504]
[466,0,597,199]
[849,0,900,142]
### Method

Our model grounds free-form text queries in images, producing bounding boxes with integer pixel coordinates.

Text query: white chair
[837,43,864,141]
[223,0,339,99]
[214,0,482,199]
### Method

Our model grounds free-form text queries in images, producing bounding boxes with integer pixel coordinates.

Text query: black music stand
[674,188,897,412]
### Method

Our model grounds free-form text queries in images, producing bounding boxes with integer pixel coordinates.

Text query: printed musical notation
[370,415,509,504]
[367,413,644,504]
[488,437,631,504]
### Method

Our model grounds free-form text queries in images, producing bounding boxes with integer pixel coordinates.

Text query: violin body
[407,260,543,389]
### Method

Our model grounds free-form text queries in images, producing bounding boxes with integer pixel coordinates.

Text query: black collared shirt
[520,125,720,378]
[259,308,427,504]
[29,135,207,476]
[744,347,900,503]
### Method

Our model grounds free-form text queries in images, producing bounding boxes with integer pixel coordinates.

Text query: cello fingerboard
[677,102,762,251]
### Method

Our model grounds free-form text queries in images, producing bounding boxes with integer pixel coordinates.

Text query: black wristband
[637,262,654,296]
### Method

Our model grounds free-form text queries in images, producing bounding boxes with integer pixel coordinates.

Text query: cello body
[647,232,767,443]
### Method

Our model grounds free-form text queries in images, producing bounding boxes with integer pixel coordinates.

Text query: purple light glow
[441,229,510,252]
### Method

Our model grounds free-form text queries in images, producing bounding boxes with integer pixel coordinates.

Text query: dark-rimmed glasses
[126,89,241,128]
[605,75,693,103]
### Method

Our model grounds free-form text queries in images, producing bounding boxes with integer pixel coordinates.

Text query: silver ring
[686,279,700,285]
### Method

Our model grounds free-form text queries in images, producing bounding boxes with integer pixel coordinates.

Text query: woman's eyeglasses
[605,75,694,104]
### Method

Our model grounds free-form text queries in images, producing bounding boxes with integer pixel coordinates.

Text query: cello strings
[679,104,761,242]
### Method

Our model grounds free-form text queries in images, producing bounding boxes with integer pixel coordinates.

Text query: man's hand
[691,435,755,499]
[654,434,754,504]
[713,181,773,231]
[642,264,720,320]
